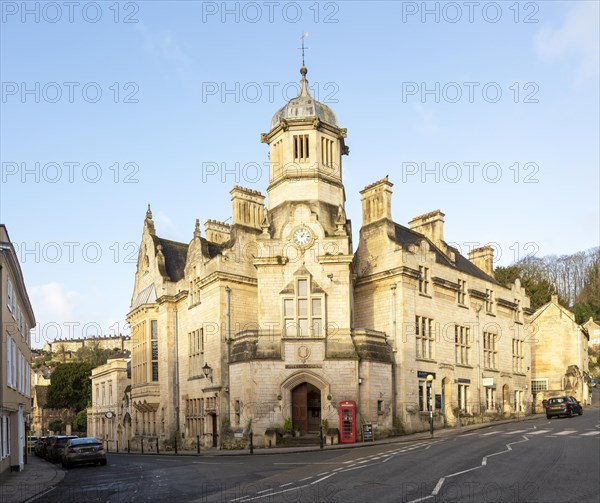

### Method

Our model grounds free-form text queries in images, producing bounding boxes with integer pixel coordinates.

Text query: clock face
[293,227,312,247]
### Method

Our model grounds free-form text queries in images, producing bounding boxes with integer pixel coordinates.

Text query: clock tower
[261,65,350,237]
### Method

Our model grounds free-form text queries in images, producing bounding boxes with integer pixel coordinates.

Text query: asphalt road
[39,409,600,503]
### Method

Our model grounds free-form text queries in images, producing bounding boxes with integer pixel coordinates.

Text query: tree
[494,265,556,312]
[573,249,600,323]
[74,342,127,368]
[72,410,88,434]
[45,362,93,412]
[49,420,64,434]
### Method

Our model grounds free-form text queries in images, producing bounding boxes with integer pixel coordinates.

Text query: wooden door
[292,383,308,434]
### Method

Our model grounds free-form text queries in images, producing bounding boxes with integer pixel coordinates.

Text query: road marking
[502,430,528,435]
[311,473,334,484]
[340,464,369,473]
[273,462,339,465]
[527,430,550,435]
[554,430,577,436]
[580,431,600,436]
[459,432,478,436]
[407,436,529,503]
[432,478,445,495]
[316,472,329,476]
[279,483,293,488]
[256,489,271,494]
[298,476,313,482]
[481,431,502,436]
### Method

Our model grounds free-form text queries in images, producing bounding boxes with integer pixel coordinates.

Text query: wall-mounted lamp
[327,273,333,282]
[202,363,213,383]
[358,377,363,385]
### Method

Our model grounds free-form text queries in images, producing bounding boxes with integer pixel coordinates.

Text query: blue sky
[1,1,598,347]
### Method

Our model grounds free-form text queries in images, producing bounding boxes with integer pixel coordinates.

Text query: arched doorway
[292,383,321,434]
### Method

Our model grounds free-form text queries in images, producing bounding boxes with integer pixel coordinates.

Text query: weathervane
[299,32,309,66]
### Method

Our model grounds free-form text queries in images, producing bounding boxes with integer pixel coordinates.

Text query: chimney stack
[204,220,231,244]
[360,176,393,226]
[409,210,445,247]
[468,245,494,276]
[230,186,266,230]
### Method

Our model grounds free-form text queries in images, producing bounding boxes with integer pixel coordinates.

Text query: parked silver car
[61,437,107,468]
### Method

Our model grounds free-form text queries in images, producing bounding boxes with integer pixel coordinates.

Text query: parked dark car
[40,436,56,459]
[47,435,78,462]
[34,437,47,457]
[61,437,106,468]
[545,396,583,419]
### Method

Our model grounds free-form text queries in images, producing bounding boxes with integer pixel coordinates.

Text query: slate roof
[151,235,222,283]
[392,223,500,285]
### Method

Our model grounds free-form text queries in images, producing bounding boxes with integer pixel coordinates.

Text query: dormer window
[486,289,494,313]
[418,266,429,294]
[457,279,467,305]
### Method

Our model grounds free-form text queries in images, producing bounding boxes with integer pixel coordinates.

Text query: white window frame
[1,415,10,459]
[531,378,548,392]
[458,384,470,413]
[415,315,435,359]
[282,278,324,338]
[483,332,497,369]
[7,278,14,315]
[6,335,13,388]
[485,387,497,411]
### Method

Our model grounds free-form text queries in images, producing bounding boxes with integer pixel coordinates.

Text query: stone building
[30,368,51,436]
[42,335,131,357]
[87,358,132,448]
[584,317,600,347]
[1,224,35,473]
[127,66,532,449]
[530,295,590,408]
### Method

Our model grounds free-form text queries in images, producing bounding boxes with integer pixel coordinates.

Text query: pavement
[0,454,65,503]
[0,408,592,503]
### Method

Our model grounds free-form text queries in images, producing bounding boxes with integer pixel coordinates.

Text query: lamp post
[426,374,434,437]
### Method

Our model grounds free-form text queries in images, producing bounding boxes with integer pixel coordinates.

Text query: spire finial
[194,218,201,239]
[145,204,156,235]
[299,32,309,70]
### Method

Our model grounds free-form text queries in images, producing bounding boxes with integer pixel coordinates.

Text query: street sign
[362,423,373,442]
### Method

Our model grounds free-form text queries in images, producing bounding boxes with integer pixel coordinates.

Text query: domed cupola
[269,66,338,131]
[261,63,349,214]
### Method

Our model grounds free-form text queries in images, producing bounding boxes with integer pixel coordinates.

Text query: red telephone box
[339,400,356,443]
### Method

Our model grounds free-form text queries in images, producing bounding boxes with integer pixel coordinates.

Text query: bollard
[141,438,144,455]
[116,441,119,454]
[174,436,177,454]
[197,435,200,455]
[127,440,130,454]
[106,440,109,453]
[249,432,254,454]
[156,438,160,455]
[320,425,324,449]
